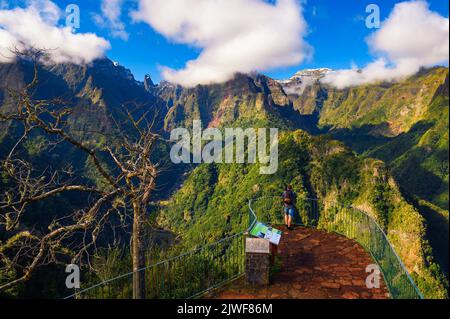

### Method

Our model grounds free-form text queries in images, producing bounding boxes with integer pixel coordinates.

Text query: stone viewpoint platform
[214,227,390,299]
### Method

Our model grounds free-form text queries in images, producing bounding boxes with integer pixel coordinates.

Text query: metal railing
[65,202,257,299]
[67,232,246,299]
[66,196,423,299]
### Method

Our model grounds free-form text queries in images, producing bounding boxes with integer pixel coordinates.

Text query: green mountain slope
[0,59,166,142]
[283,68,449,207]
[365,94,448,208]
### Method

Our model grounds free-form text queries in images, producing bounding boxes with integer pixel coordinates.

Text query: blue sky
[4,0,449,83]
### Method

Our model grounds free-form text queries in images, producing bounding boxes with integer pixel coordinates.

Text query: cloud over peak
[0,0,110,64]
[132,0,311,87]
[323,1,449,89]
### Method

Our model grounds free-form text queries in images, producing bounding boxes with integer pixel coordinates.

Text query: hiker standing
[282,185,296,230]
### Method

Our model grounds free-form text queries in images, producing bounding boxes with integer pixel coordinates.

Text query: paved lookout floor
[214,227,390,299]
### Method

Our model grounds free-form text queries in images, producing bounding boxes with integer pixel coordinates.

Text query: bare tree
[0,50,163,298]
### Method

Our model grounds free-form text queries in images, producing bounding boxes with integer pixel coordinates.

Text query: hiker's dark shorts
[284,207,295,218]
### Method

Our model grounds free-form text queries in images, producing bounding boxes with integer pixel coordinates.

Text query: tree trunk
[132,200,146,299]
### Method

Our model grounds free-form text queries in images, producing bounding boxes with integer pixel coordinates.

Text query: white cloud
[322,1,449,89]
[132,0,311,87]
[92,0,129,41]
[27,0,61,24]
[0,1,110,64]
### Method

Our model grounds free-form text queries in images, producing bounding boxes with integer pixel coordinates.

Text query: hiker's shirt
[282,191,296,208]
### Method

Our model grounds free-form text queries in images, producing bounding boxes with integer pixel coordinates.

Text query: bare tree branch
[0,49,163,298]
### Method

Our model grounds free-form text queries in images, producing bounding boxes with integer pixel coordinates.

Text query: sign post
[245,238,271,285]
[245,222,283,285]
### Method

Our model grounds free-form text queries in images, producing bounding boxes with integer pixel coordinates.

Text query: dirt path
[214,227,389,299]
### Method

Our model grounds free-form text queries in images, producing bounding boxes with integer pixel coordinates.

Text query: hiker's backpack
[283,190,294,205]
